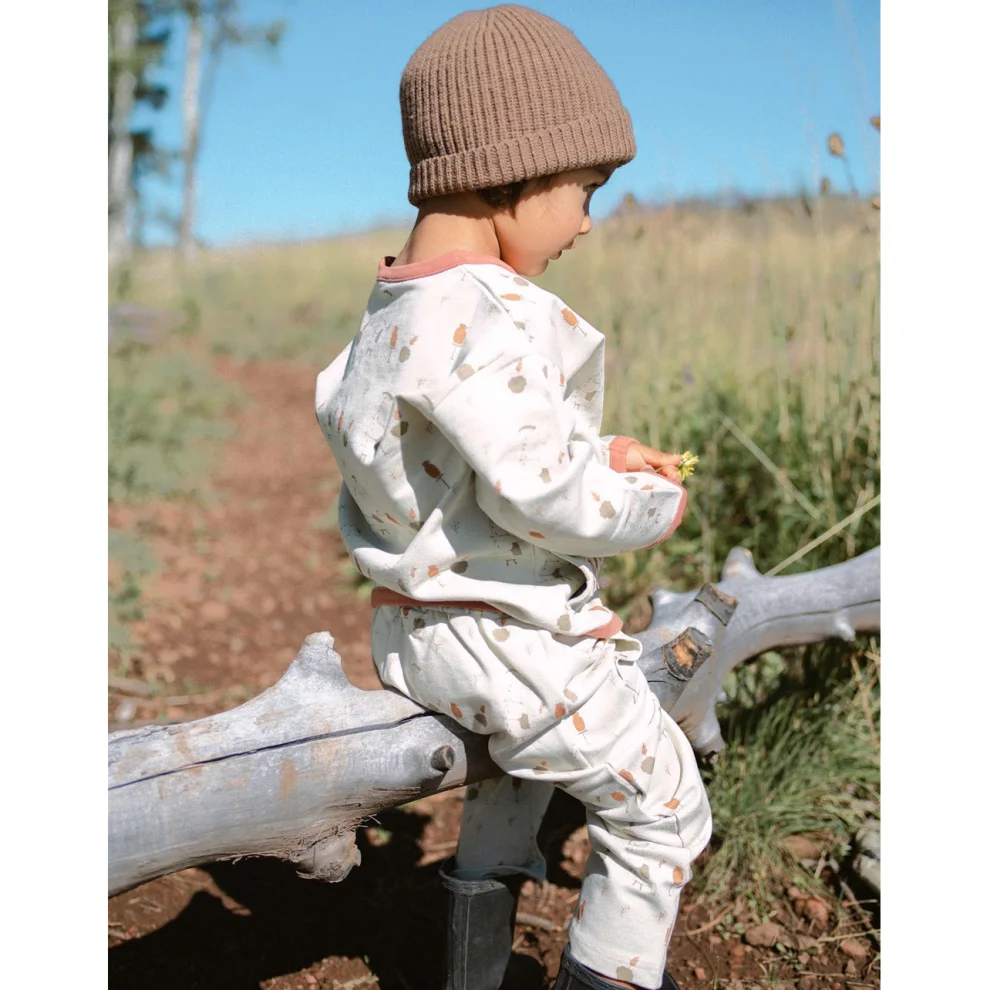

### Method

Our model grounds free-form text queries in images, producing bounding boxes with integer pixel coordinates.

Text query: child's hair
[475,176,555,212]
[399,5,635,207]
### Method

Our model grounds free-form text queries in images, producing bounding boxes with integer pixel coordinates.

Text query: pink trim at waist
[370,588,623,640]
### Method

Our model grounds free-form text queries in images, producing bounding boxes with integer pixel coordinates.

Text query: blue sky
[134,0,880,246]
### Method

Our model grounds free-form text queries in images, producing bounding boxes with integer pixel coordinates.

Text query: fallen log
[108,546,879,897]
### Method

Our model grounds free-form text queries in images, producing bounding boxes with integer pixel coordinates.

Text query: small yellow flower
[677,451,700,481]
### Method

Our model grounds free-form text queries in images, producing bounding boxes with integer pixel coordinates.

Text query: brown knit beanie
[400,5,636,205]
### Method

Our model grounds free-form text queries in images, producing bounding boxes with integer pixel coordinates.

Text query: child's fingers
[658,465,682,483]
[625,443,648,472]
[640,447,682,468]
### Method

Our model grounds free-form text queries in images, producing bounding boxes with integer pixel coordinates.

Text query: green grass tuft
[109,338,242,504]
[700,643,880,908]
[108,333,244,660]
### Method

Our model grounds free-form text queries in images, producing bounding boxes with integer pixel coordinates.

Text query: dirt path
[108,358,879,989]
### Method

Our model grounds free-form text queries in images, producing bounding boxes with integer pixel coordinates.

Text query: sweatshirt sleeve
[420,350,686,558]
[602,434,640,472]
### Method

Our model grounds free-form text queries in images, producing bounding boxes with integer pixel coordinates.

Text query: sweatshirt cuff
[649,480,688,547]
[607,435,639,472]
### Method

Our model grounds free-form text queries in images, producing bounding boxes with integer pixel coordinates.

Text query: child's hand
[627,443,683,483]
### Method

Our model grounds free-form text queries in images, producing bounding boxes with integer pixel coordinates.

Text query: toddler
[316,7,712,989]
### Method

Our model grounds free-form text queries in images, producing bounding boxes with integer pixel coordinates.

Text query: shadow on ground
[109,791,587,990]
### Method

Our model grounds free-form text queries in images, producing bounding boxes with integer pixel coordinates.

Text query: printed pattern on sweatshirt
[315,259,685,637]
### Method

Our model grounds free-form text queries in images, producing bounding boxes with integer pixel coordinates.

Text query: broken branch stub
[108,638,498,896]
[641,546,880,758]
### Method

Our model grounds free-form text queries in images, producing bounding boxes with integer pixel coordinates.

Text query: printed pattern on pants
[371,605,713,990]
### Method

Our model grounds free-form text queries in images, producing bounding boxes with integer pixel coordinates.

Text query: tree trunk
[108,546,879,896]
[179,5,203,261]
[108,6,137,267]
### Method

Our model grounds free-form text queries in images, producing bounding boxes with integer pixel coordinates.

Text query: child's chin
[519,259,549,277]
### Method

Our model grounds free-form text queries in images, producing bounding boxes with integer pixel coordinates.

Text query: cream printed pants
[371,606,713,989]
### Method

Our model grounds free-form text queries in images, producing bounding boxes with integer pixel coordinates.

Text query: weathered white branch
[643,546,881,756]
[108,644,496,896]
[109,546,879,896]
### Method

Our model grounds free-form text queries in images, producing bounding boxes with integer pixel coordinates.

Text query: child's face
[493,166,614,276]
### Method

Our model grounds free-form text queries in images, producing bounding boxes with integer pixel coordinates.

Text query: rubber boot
[555,943,681,990]
[438,858,524,990]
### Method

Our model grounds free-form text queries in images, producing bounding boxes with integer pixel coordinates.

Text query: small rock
[200,600,230,622]
[839,938,870,962]
[783,834,823,860]
[797,977,816,990]
[795,933,818,951]
[856,818,880,858]
[694,967,707,980]
[853,851,881,895]
[304,975,318,986]
[800,897,830,928]
[114,698,137,722]
[744,921,783,947]
[845,959,860,976]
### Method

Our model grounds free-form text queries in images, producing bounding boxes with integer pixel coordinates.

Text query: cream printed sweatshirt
[315,252,685,640]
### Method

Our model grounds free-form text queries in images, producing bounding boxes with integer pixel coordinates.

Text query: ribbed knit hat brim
[400,5,636,205]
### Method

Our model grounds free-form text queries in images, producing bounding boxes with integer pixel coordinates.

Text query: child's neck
[393,193,503,267]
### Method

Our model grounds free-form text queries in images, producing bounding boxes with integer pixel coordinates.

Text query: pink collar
[377,251,516,282]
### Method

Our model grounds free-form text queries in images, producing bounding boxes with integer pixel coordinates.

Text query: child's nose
[579,214,592,236]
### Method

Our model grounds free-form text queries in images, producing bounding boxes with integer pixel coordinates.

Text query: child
[315,6,712,988]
